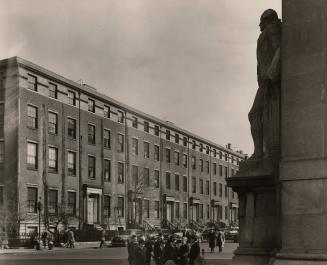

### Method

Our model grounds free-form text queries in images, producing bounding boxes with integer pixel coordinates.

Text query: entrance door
[192,205,199,221]
[88,197,94,224]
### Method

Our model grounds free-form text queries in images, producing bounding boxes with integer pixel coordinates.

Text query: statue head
[260,9,279,31]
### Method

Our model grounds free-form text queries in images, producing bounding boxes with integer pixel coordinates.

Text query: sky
[0,0,281,155]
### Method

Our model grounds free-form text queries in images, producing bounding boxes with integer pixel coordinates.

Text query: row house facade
[0,57,244,234]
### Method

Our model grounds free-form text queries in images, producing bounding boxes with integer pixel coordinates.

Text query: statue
[249,9,282,159]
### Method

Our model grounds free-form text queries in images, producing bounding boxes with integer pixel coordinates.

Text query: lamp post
[37,201,42,240]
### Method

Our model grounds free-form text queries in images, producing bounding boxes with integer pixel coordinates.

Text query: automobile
[225,229,239,243]
[118,229,144,242]
[110,236,127,247]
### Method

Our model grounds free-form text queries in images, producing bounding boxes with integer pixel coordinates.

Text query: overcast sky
[0,0,281,155]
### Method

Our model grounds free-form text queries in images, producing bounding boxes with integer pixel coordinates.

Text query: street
[0,242,237,265]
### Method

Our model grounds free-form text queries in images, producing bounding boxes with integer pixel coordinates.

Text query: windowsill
[68,174,76,177]
[117,182,124,184]
[48,132,58,136]
[27,167,38,171]
[67,136,77,141]
[27,126,38,130]
[48,169,58,174]
[88,178,96,180]
[104,147,111,150]
[88,143,96,146]
[104,180,111,183]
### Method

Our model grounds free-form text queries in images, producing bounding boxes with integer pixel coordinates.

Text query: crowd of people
[127,229,223,265]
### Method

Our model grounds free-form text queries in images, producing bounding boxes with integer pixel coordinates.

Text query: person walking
[128,235,138,265]
[176,237,189,265]
[162,237,176,264]
[99,229,106,248]
[208,229,216,253]
[189,235,200,265]
[153,237,163,265]
[135,238,147,265]
[216,229,225,253]
[67,229,75,248]
[144,237,153,265]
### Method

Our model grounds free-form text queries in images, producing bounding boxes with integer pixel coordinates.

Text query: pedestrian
[145,237,153,265]
[216,229,225,253]
[128,234,138,265]
[67,229,75,248]
[99,229,106,248]
[162,237,176,264]
[153,237,162,265]
[176,237,189,265]
[0,231,9,249]
[189,235,200,265]
[41,231,48,249]
[135,238,147,265]
[208,229,216,253]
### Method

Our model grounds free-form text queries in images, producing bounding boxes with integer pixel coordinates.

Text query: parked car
[225,229,239,243]
[110,236,127,247]
[119,229,144,243]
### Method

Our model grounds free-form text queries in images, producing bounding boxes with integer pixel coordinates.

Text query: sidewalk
[0,241,111,254]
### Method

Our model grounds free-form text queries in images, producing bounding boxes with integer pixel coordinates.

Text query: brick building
[0,57,244,234]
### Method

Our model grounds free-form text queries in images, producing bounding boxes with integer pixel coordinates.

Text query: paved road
[0,242,237,265]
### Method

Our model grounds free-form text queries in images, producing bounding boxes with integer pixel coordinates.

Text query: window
[104,195,111,217]
[155,201,160,218]
[206,146,210,155]
[132,138,138,156]
[132,165,138,186]
[183,203,188,219]
[144,200,150,218]
[175,202,180,218]
[174,151,180,165]
[49,83,57,99]
[200,144,203,152]
[225,153,228,161]
[154,170,159,188]
[48,147,58,172]
[67,118,76,139]
[183,137,187,147]
[27,187,38,213]
[132,116,138,128]
[117,134,124,152]
[219,165,223,176]
[182,154,187,168]
[144,168,150,187]
[214,149,217,157]
[200,159,203,172]
[104,159,111,182]
[104,105,110,118]
[154,145,160,161]
[67,191,76,215]
[192,177,196,193]
[191,156,196,169]
[103,129,111,149]
[117,197,124,217]
[118,162,124,183]
[68,91,76,106]
[144,121,149,132]
[27,105,38,128]
[207,204,210,219]
[165,148,171,163]
[213,182,217,196]
[48,189,58,215]
[166,130,170,140]
[88,98,95,112]
[231,168,235,177]
[225,206,228,220]
[88,156,96,179]
[143,142,150,158]
[88,124,96,144]
[213,163,217,175]
[206,161,210,173]
[175,174,180,191]
[206,181,210,195]
[117,111,124,123]
[200,179,203,194]
[199,204,203,219]
[27,74,37,91]
[192,140,196,150]
[225,185,228,198]
[232,191,235,199]
[225,166,228,178]
[219,151,223,159]
[154,125,159,136]
[27,142,38,169]
[0,186,3,206]
[67,151,76,176]
[175,133,179,144]
[0,141,4,163]
[183,176,187,192]
[166,172,171,189]
[48,112,58,134]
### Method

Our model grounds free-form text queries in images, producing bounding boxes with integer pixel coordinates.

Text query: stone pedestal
[227,159,279,265]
